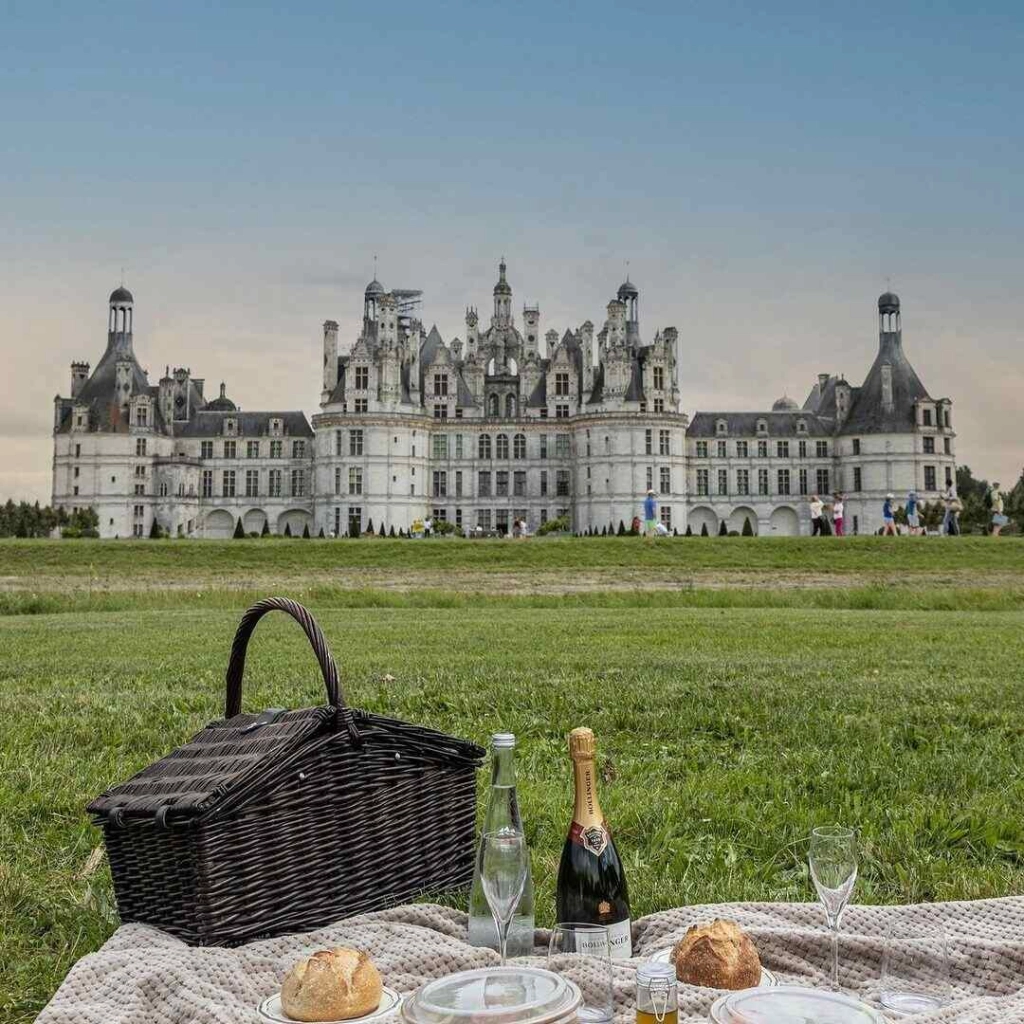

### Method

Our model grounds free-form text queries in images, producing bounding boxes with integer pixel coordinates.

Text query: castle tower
[322,320,339,401]
[492,258,512,327]
[108,285,134,354]
[878,290,901,336]
[523,305,540,359]
[70,362,90,398]
[617,278,639,347]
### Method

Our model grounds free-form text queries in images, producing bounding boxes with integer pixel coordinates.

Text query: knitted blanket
[37,898,1024,1023]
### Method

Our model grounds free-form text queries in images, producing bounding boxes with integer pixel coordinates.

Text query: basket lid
[401,967,582,1024]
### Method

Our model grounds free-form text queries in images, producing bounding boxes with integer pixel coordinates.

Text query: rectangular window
[292,440,306,459]
[268,469,282,497]
[201,470,213,497]
[555,372,570,397]
[222,470,236,497]
[816,468,830,494]
[348,506,362,537]
[335,430,343,456]
[646,466,654,491]
[432,507,447,523]
[659,430,671,456]
[477,509,492,531]
[513,470,526,497]
[645,429,653,455]
[777,440,789,458]
[540,470,548,496]
[943,437,951,454]
[354,398,368,413]
[334,467,342,495]
[717,469,728,495]
[455,507,463,527]
[737,469,750,495]
[247,440,259,458]
[660,506,671,529]
[922,408,933,426]
[270,440,282,459]
[348,468,362,495]
[135,438,147,456]
[798,439,807,458]
[555,404,570,419]
[539,408,548,419]
[334,507,341,537]
[223,441,236,459]
[662,467,672,495]
[434,373,448,396]
[736,440,748,458]
[74,466,80,478]
[433,404,448,419]
[354,366,369,390]
[757,440,768,458]
[496,434,509,459]
[455,434,464,458]
[697,469,709,496]
[799,468,809,495]
[777,468,791,495]
[653,366,664,390]
[945,465,953,487]
[136,406,148,426]
[455,471,463,497]
[245,469,259,497]
[555,433,570,458]
[852,438,861,455]
[924,465,937,491]
[556,469,571,497]
[653,398,664,412]
[432,434,448,459]
[433,470,447,497]
[478,471,491,497]
[74,443,81,457]
[496,470,509,497]
[816,440,828,457]
[717,440,727,458]
[853,466,862,491]
[513,434,526,459]
[923,436,935,454]
[348,429,364,456]
[758,468,769,495]
[291,469,305,497]
[539,434,548,459]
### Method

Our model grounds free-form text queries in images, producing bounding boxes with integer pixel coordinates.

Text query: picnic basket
[88,597,485,946]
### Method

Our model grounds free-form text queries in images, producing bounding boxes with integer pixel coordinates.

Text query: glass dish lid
[401,966,582,1024]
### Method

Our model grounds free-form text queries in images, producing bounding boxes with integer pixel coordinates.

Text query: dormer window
[922,408,933,427]
[136,406,148,427]
[715,419,728,436]
[434,373,448,397]
[225,418,237,436]
[270,418,283,436]
[756,419,768,435]
[354,366,369,391]
[797,419,807,434]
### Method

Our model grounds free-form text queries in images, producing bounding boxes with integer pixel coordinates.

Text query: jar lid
[492,733,516,748]
[402,966,581,1024]
[637,962,677,986]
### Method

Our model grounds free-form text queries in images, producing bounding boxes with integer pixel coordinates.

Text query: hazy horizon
[2,1,1022,503]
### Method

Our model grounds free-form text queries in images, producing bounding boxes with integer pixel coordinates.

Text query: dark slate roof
[840,333,931,435]
[418,325,444,395]
[177,410,313,438]
[624,355,645,403]
[328,356,349,404]
[109,286,133,304]
[55,341,157,434]
[586,363,604,404]
[526,371,547,408]
[456,370,477,408]
[687,411,833,438]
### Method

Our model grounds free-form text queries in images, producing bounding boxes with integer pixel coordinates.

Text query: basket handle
[225,598,360,743]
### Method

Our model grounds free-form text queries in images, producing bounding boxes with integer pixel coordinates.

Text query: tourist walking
[882,494,897,536]
[942,485,961,536]
[643,489,658,540]
[906,491,920,536]
[810,494,825,536]
[832,493,845,536]
[990,483,1008,537]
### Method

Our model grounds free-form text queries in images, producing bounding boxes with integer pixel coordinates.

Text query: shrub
[537,515,570,536]
[302,524,310,538]
[261,519,270,537]
[233,518,245,539]
[318,527,325,538]
[366,518,374,535]
[284,523,292,537]
[378,522,386,537]
[433,519,458,535]
[700,523,709,536]
[718,521,728,536]
[617,520,626,536]
[685,524,693,537]
[389,525,396,537]
[742,517,754,536]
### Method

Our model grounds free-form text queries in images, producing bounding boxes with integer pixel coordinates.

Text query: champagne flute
[478,828,529,966]
[548,923,614,1023]
[809,825,858,991]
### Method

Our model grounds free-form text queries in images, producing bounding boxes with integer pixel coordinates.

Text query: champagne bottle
[555,727,632,959]
[468,733,536,956]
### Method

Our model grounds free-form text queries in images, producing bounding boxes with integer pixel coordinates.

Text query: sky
[2,0,1022,503]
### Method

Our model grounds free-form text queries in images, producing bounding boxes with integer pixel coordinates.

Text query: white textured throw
[37,898,1024,1023]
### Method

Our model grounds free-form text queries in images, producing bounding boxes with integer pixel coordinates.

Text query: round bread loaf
[280,947,383,1022]
[670,919,761,990]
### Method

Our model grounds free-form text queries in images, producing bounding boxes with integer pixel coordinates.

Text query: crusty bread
[280,947,382,1022]
[670,919,761,990]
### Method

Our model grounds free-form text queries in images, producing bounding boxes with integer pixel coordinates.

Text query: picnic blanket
[37,898,1024,1023]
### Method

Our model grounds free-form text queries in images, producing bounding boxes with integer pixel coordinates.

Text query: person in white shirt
[832,493,845,536]
[809,495,825,536]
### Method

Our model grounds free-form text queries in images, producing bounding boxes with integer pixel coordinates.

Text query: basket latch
[241,708,288,734]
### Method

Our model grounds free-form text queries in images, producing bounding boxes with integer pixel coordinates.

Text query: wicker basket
[88,597,485,946]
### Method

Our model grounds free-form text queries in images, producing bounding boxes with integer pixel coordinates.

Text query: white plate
[648,947,777,989]
[258,986,403,1023]
[710,985,884,1024]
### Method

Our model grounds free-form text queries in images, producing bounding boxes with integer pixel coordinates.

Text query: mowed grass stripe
[2,603,1023,1018]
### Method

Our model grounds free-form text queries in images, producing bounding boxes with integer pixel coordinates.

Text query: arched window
[797,419,807,434]
[496,434,509,459]
[513,433,526,459]
[716,419,728,435]
[756,419,768,435]
[488,393,499,417]
[478,434,492,459]
[506,394,517,418]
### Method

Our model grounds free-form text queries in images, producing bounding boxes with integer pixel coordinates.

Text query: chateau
[52,266,956,538]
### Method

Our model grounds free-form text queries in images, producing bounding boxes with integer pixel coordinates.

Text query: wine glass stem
[492,911,508,965]
[829,922,840,990]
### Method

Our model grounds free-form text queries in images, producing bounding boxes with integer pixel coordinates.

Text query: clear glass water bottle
[468,733,535,957]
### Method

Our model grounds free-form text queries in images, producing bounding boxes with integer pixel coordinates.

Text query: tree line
[0,501,100,538]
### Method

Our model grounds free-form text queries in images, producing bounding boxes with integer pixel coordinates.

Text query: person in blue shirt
[882,493,897,536]
[906,491,920,535]
[643,489,658,539]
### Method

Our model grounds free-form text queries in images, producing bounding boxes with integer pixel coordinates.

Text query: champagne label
[606,918,633,959]
[569,820,610,857]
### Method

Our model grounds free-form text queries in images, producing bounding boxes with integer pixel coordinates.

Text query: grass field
[2,537,1024,1020]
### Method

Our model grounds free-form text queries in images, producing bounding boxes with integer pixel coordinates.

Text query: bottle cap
[568,727,596,760]
[492,733,516,748]
[636,962,676,986]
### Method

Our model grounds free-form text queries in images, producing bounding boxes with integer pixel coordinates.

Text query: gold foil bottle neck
[568,727,597,761]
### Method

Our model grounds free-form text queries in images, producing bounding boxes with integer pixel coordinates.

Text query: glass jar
[636,962,678,1024]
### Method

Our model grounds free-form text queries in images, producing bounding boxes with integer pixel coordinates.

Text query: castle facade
[52,268,956,538]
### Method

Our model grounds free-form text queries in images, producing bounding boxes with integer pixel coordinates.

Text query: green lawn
[2,539,1024,1020]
